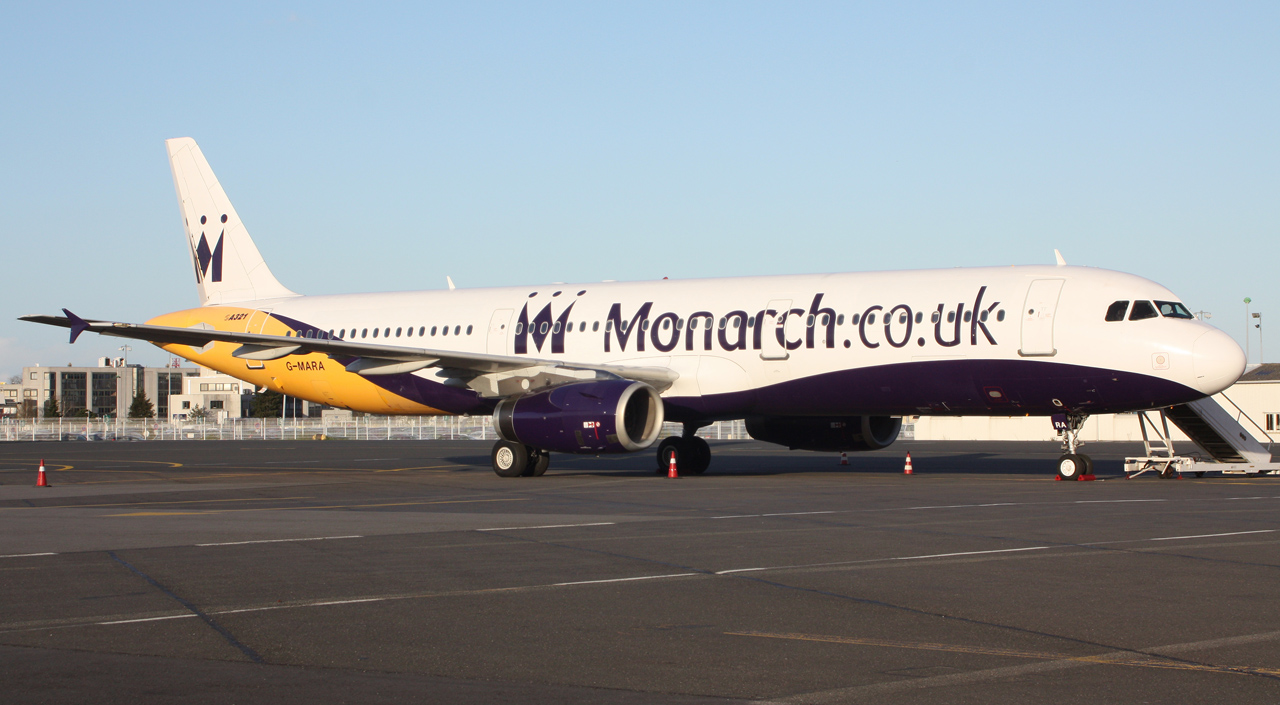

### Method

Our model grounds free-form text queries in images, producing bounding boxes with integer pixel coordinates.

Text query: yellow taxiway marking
[108,497,529,517]
[727,631,1280,678]
[374,464,468,473]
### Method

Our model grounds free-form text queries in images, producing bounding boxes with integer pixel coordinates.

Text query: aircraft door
[487,309,513,355]
[760,299,792,361]
[243,308,273,369]
[1019,279,1065,357]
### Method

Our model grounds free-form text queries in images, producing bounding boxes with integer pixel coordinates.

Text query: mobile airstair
[1124,395,1280,477]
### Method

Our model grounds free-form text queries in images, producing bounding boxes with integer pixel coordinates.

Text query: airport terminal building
[13,360,202,419]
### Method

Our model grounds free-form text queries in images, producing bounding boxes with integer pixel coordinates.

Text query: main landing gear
[491,440,550,478]
[1055,412,1094,481]
[655,425,711,476]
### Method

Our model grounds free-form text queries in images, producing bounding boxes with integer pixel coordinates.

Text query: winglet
[62,308,89,344]
[447,276,456,291]
[1053,249,1066,266]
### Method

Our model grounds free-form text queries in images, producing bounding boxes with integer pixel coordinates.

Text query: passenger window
[385,328,391,337]
[395,327,402,337]
[361,328,368,338]
[837,314,845,325]
[466,325,473,335]
[580,322,587,332]
[1130,301,1158,321]
[406,327,413,337]
[1155,301,1194,319]
[592,321,599,332]
[431,326,437,336]
[454,325,461,335]
[418,327,425,336]
[372,328,378,338]
[442,326,449,336]
[1105,301,1129,322]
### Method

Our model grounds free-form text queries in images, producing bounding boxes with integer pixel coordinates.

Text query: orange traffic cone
[667,450,679,479]
[840,452,848,466]
[36,460,50,487]
[903,453,913,475]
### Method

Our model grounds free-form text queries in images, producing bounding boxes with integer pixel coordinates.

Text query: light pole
[1244,298,1252,364]
[1254,312,1264,364]
[1194,311,1213,322]
[118,344,131,368]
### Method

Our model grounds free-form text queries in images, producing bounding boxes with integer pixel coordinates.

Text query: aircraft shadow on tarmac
[443,440,1156,478]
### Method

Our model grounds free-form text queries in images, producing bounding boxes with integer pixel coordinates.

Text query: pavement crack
[106,551,263,664]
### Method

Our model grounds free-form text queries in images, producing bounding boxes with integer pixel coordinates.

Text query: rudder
[166,137,298,306]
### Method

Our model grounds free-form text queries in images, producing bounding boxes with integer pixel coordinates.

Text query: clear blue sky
[2,2,1277,377]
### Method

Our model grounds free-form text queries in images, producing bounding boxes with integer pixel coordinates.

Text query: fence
[0,417,760,443]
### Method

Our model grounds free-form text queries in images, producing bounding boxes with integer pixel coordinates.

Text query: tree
[188,404,209,421]
[43,397,60,418]
[250,390,283,418]
[7,374,20,384]
[18,399,37,419]
[127,390,155,419]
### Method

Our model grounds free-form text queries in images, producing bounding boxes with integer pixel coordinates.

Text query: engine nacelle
[493,379,664,454]
[745,415,901,452]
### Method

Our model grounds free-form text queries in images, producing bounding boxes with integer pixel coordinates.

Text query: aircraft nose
[1191,328,1246,395]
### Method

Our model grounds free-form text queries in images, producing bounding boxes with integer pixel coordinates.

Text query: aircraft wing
[19,310,678,397]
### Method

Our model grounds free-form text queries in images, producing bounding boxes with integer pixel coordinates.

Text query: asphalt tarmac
[1,438,1278,704]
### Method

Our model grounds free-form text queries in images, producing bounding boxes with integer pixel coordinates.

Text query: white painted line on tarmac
[1147,530,1275,541]
[760,511,837,517]
[709,515,761,519]
[1074,499,1167,504]
[477,522,615,531]
[196,535,363,547]
[893,546,1051,561]
[0,552,57,559]
[553,573,699,586]
[97,614,197,625]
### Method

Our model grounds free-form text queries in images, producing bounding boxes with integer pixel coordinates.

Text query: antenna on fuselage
[447,276,456,290]
[1053,249,1067,266]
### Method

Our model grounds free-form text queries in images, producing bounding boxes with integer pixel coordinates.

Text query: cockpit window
[1105,301,1129,322]
[1129,300,1158,321]
[1155,301,1194,319]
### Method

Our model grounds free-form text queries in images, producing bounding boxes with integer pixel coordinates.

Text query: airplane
[22,138,1247,479]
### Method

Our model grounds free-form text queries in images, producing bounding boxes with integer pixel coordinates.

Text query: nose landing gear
[1055,412,1094,480]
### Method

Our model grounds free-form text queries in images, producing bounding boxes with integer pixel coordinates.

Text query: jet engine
[745,415,901,452]
[493,379,664,454]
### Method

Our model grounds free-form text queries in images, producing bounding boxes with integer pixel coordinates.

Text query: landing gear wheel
[1159,463,1178,479]
[1057,454,1085,481]
[492,440,529,478]
[684,436,711,475]
[1195,471,1206,478]
[525,449,550,477]
[1079,454,1094,476]
[656,437,683,475]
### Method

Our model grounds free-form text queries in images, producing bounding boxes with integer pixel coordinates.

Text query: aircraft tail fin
[166,138,299,306]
